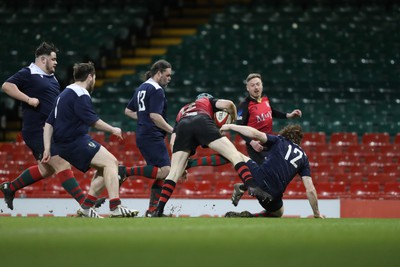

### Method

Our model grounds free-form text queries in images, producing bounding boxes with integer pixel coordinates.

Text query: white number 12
[284,144,303,168]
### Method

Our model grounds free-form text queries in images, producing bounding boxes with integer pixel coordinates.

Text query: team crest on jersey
[88,141,97,148]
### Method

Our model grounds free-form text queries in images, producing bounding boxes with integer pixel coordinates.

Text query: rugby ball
[214,111,232,128]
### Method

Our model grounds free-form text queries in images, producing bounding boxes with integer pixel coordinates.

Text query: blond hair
[246,73,262,83]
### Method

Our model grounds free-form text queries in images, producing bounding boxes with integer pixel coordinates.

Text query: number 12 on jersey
[284,144,303,168]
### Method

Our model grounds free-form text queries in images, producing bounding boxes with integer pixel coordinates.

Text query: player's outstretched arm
[221,124,267,144]
[302,176,325,219]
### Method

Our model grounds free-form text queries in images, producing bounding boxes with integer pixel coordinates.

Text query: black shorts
[173,114,222,155]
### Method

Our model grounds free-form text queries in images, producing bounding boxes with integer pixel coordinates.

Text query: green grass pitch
[0,217,399,267]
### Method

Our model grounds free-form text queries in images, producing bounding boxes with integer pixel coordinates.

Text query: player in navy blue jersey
[221,124,324,218]
[0,42,104,211]
[122,59,175,216]
[150,93,272,217]
[42,62,138,218]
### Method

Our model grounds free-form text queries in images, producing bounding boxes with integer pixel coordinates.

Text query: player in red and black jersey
[150,93,272,217]
[237,73,302,164]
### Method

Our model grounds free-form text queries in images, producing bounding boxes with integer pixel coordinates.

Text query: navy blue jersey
[6,63,60,138]
[46,84,99,143]
[126,78,168,140]
[258,135,311,197]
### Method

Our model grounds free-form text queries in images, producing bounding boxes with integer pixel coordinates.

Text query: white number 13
[137,91,146,111]
[284,144,303,168]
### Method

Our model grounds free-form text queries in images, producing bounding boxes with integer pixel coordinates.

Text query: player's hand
[250,140,263,152]
[314,214,325,219]
[27,97,40,108]
[287,109,302,119]
[112,127,123,139]
[41,150,51,163]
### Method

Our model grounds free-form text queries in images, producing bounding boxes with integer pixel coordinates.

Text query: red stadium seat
[362,133,390,146]
[362,154,392,165]
[394,133,400,144]
[312,163,334,174]
[349,182,381,199]
[302,132,326,146]
[367,173,398,184]
[120,179,147,197]
[382,164,400,175]
[284,181,307,199]
[312,172,333,183]
[330,154,359,165]
[315,182,347,198]
[333,173,365,185]
[178,180,212,197]
[91,131,105,142]
[383,182,400,199]
[214,180,235,196]
[330,132,358,146]
[346,144,370,157]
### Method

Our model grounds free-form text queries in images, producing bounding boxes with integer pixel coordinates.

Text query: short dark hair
[144,59,172,80]
[35,42,59,58]
[278,124,304,145]
[73,62,95,82]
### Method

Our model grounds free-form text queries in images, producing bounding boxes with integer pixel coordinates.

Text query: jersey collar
[28,63,54,76]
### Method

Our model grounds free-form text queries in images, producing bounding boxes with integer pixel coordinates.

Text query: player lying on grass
[221,124,324,218]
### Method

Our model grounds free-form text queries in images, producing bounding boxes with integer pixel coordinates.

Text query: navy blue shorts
[137,138,170,167]
[246,159,283,212]
[56,135,101,173]
[24,134,59,161]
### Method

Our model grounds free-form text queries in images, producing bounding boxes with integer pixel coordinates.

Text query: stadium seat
[312,172,333,183]
[330,154,359,165]
[302,132,326,146]
[178,180,212,197]
[333,173,365,185]
[367,173,398,185]
[315,182,348,199]
[361,132,390,146]
[284,181,307,199]
[120,179,147,198]
[394,133,400,144]
[330,132,358,146]
[349,181,381,199]
[214,180,235,197]
[382,164,400,176]
[383,182,400,199]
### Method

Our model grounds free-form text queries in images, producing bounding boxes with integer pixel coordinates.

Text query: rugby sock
[156,179,176,213]
[147,179,164,212]
[234,162,258,188]
[57,169,86,204]
[186,154,229,169]
[126,165,158,178]
[81,194,97,209]
[109,198,121,211]
[9,165,44,192]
